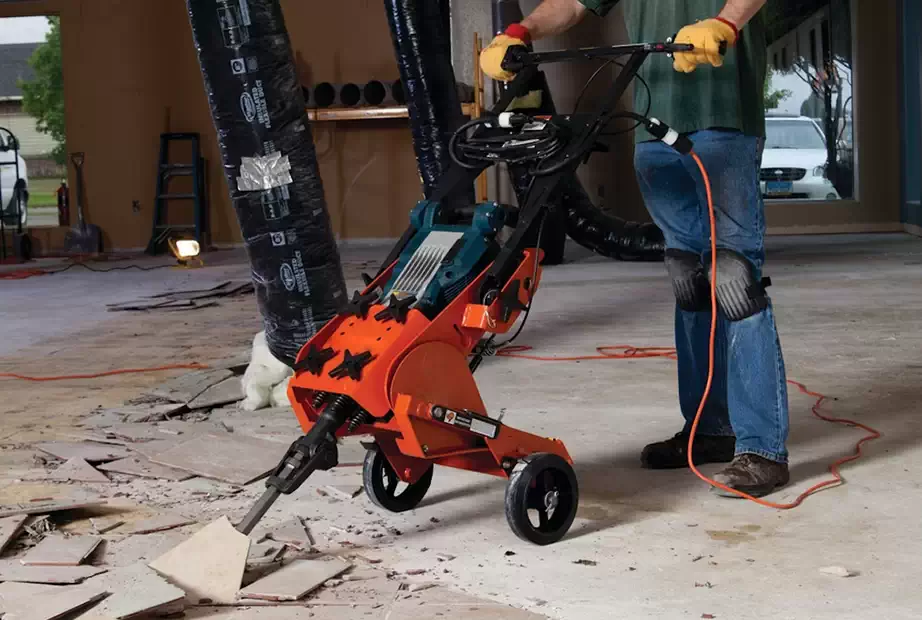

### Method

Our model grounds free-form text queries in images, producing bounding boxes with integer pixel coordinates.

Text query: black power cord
[575,59,653,137]
[49,261,175,275]
[449,116,567,171]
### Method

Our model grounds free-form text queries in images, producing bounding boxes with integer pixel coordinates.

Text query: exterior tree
[19,17,66,164]
[764,67,792,111]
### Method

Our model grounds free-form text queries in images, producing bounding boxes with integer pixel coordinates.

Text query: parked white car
[0,130,29,228]
[762,115,839,201]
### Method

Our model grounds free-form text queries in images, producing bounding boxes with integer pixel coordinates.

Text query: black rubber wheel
[504,453,579,545]
[363,444,433,513]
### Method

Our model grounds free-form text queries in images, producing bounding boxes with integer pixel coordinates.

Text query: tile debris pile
[0,359,548,619]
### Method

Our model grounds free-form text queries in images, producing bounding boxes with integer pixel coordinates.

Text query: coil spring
[312,391,329,409]
[347,409,372,432]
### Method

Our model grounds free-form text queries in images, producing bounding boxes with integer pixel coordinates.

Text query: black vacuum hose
[384,0,471,209]
[185,0,347,365]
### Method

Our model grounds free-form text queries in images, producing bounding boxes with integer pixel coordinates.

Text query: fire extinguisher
[57,180,70,226]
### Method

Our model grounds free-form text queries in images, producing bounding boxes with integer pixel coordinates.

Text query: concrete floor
[2,234,921,619]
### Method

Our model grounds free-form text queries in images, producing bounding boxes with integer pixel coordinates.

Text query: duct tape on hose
[237,152,293,191]
[187,0,347,366]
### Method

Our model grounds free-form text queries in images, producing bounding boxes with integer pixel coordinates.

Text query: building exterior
[0,42,59,172]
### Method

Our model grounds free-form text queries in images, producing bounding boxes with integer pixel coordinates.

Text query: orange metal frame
[288,249,572,484]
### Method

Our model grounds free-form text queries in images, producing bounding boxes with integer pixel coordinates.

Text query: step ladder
[146,133,206,254]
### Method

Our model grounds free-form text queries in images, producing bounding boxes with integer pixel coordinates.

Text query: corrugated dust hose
[186,0,347,366]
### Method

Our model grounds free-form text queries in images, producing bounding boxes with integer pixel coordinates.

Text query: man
[480,0,790,497]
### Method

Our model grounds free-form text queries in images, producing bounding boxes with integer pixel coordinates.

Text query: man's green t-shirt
[578,0,766,140]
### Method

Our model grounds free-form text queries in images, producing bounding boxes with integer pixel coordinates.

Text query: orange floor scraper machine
[237,40,699,544]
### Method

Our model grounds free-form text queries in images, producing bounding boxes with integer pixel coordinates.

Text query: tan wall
[1,0,421,250]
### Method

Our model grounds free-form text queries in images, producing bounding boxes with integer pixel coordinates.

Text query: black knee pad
[712,249,772,321]
[664,249,710,312]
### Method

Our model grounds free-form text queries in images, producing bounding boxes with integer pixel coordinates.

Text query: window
[0,15,67,228]
[764,0,855,202]
[765,119,827,150]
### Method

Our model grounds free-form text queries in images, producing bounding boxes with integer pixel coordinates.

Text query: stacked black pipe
[186,0,347,366]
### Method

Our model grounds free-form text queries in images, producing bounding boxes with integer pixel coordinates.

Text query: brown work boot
[711,454,790,498]
[640,432,735,470]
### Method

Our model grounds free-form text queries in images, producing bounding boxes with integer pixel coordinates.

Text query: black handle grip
[670,38,729,56]
[500,45,530,73]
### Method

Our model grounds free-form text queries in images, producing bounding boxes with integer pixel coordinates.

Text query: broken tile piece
[148,516,249,605]
[21,535,102,566]
[121,439,177,460]
[48,458,111,484]
[116,402,187,423]
[246,543,285,566]
[210,352,250,375]
[238,558,351,602]
[97,456,193,481]
[0,514,28,554]
[145,368,234,404]
[257,518,313,549]
[122,514,195,535]
[35,442,133,464]
[0,582,108,620]
[0,562,106,584]
[187,377,244,410]
[148,433,284,485]
[81,563,185,619]
[341,568,381,582]
[0,499,106,519]
[324,485,363,500]
[102,424,168,443]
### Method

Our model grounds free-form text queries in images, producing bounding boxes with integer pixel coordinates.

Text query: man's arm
[718,0,768,32]
[521,0,588,41]
[480,0,588,81]
[673,0,767,73]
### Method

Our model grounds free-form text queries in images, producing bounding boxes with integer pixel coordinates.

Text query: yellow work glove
[673,17,738,73]
[480,24,531,82]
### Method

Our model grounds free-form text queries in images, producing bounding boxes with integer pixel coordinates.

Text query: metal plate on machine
[389,231,464,302]
[436,406,500,439]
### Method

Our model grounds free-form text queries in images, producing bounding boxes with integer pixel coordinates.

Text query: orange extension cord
[0,363,209,382]
[501,151,881,509]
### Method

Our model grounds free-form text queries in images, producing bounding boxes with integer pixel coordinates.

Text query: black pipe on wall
[313,82,336,108]
[339,83,363,107]
[186,0,347,366]
[363,80,388,106]
[391,79,407,105]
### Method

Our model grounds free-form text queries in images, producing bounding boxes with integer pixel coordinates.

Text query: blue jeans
[634,130,789,463]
